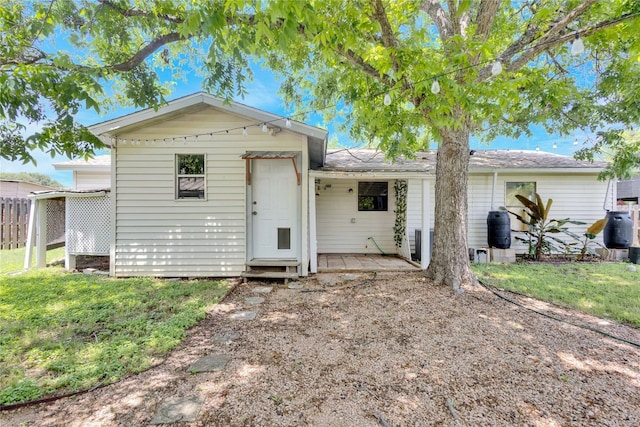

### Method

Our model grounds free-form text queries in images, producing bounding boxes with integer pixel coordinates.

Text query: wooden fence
[1,197,31,250]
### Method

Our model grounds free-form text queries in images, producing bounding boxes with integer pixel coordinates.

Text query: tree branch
[476,0,600,81]
[419,0,453,41]
[475,0,501,42]
[108,32,191,72]
[505,0,598,71]
[335,45,393,86]
[371,0,400,74]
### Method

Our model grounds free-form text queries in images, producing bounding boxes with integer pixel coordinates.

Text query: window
[358,181,388,211]
[505,182,536,206]
[176,154,205,199]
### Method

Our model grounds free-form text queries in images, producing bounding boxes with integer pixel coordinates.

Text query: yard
[472,262,640,328]
[0,264,230,407]
[1,260,639,426]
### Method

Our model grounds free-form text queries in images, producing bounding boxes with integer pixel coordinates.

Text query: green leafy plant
[506,193,584,260]
[393,179,408,249]
[578,218,608,260]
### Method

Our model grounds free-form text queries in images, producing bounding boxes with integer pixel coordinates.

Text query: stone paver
[229,310,257,321]
[252,286,273,293]
[213,331,240,345]
[150,396,204,424]
[287,282,303,289]
[316,275,340,287]
[244,296,265,305]
[189,354,230,373]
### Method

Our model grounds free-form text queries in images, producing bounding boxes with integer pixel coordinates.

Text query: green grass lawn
[472,262,640,328]
[0,246,66,274]
[0,268,230,406]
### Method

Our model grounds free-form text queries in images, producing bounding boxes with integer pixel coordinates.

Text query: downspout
[603,179,613,211]
[491,171,498,210]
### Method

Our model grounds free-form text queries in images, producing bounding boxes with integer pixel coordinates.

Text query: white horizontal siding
[75,171,111,191]
[316,178,397,254]
[114,105,307,277]
[467,173,609,253]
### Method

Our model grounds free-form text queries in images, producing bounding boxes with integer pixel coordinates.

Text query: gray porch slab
[229,310,257,321]
[252,286,273,293]
[189,354,230,373]
[150,396,204,424]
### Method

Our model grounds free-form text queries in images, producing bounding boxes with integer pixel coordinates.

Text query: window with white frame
[176,154,205,199]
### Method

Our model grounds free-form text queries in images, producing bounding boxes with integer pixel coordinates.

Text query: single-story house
[32,92,614,278]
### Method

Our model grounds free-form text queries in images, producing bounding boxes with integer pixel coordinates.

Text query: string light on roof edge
[552,142,558,149]
[383,92,392,106]
[431,79,440,94]
[571,35,585,55]
[242,127,248,136]
[262,123,268,133]
[285,118,292,128]
[573,138,579,145]
[535,145,540,151]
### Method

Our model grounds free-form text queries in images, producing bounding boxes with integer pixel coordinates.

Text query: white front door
[251,159,299,259]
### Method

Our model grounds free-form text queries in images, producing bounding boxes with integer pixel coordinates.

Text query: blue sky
[1,64,588,188]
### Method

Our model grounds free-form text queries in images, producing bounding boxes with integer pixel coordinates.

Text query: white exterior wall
[315,178,397,254]
[112,105,308,277]
[74,171,111,191]
[467,173,610,252]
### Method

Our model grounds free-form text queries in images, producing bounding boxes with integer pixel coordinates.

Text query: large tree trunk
[424,126,475,292]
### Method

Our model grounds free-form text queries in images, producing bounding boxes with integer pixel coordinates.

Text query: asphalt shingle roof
[321,149,607,172]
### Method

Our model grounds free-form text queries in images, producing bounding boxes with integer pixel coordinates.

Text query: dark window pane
[178,177,205,198]
[358,182,388,211]
[178,154,204,175]
[278,228,291,250]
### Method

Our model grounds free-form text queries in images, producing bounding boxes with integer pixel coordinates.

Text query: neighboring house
[53,155,111,191]
[0,180,57,198]
[30,92,612,278]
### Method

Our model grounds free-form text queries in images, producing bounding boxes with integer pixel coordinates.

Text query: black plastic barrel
[630,247,640,265]
[487,211,511,249]
[603,211,633,249]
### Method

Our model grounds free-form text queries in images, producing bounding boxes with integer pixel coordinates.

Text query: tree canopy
[256,0,640,290]
[1,0,261,163]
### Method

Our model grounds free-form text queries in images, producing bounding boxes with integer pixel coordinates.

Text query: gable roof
[320,149,607,173]
[88,92,328,168]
